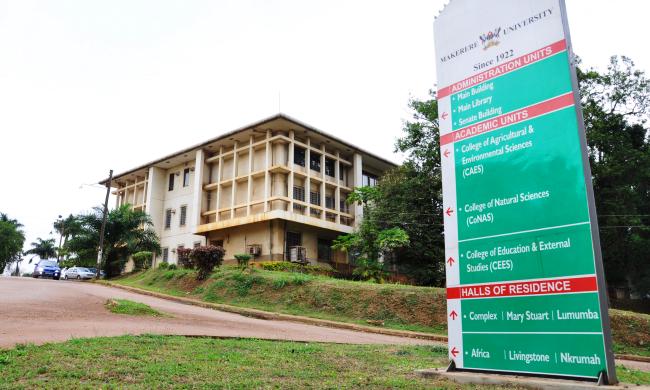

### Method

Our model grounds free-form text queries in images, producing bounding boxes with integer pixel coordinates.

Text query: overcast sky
[1,0,648,251]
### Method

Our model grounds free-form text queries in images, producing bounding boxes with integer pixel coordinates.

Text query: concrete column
[191,149,205,230]
[145,166,166,265]
[215,146,223,221]
[247,136,254,216]
[353,152,363,227]
[264,130,271,212]
[335,151,341,223]
[230,141,238,219]
[288,130,295,210]
[320,144,326,220]
[305,137,311,216]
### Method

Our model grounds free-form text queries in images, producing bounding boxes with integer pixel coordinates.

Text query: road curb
[97,281,447,343]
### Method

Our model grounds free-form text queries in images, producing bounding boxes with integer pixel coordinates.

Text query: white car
[64,267,95,280]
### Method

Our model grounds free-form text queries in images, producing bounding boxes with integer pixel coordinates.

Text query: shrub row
[256,261,337,277]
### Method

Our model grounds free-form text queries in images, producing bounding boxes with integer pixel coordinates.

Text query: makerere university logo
[479,27,501,50]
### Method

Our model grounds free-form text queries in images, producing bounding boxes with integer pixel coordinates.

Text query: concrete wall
[158,162,206,264]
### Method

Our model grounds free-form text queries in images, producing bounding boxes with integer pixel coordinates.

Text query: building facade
[105,114,395,267]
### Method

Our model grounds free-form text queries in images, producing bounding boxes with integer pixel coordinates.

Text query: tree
[332,186,410,283]
[389,56,650,295]
[379,92,446,286]
[65,204,161,278]
[578,56,650,298]
[373,163,446,286]
[25,238,57,261]
[0,213,25,272]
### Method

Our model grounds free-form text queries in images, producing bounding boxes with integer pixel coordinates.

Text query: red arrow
[447,257,455,267]
[445,207,454,217]
[443,149,450,158]
[451,347,459,358]
[449,310,458,320]
[441,112,449,120]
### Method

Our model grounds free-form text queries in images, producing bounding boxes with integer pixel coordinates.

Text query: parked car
[32,260,61,280]
[87,268,106,279]
[64,267,95,280]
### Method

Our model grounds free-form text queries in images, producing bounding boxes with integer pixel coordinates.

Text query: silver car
[64,267,95,280]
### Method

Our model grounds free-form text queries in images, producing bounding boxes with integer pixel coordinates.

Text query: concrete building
[104,114,395,267]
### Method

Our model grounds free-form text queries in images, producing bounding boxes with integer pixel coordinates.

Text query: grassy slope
[114,267,650,356]
[0,335,647,388]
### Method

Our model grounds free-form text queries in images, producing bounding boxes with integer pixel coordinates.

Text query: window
[294,147,305,167]
[325,158,335,177]
[362,172,378,187]
[325,196,334,210]
[318,238,333,263]
[211,239,224,247]
[165,209,172,229]
[168,173,175,191]
[183,168,190,187]
[193,241,201,248]
[310,191,320,206]
[310,152,321,172]
[340,199,349,214]
[293,186,305,202]
[179,205,187,226]
[162,248,169,263]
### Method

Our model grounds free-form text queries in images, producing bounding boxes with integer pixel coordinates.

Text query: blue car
[32,260,61,280]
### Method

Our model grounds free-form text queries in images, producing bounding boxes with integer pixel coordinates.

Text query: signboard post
[434,0,617,383]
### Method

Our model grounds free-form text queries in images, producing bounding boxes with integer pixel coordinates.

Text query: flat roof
[101,113,398,185]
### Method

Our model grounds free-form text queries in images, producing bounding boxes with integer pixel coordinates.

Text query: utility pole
[96,169,113,279]
[57,215,63,262]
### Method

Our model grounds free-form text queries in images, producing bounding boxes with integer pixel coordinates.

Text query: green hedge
[256,261,337,277]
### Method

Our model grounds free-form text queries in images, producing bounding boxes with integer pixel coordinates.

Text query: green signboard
[434,0,616,383]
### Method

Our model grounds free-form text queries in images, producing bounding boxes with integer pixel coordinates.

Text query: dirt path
[0,277,436,348]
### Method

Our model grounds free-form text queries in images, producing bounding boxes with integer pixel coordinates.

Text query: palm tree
[53,214,81,261]
[25,238,57,260]
[65,205,160,278]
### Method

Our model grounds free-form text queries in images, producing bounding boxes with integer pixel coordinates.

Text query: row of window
[362,172,378,187]
[161,241,201,263]
[293,148,340,178]
[164,205,188,229]
[161,234,335,263]
[169,168,191,191]
[292,186,344,211]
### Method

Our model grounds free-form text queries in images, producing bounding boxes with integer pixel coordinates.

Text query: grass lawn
[115,267,448,335]
[105,299,165,317]
[0,336,647,389]
[113,267,650,358]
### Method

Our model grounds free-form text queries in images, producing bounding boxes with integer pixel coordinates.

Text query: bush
[177,247,193,269]
[234,254,252,269]
[191,245,226,280]
[167,264,178,270]
[132,251,153,271]
[158,262,169,270]
[352,258,388,283]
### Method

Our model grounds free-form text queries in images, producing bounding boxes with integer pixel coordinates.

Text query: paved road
[0,277,435,348]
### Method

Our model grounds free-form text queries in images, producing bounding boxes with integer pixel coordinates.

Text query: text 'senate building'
[103,114,395,267]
